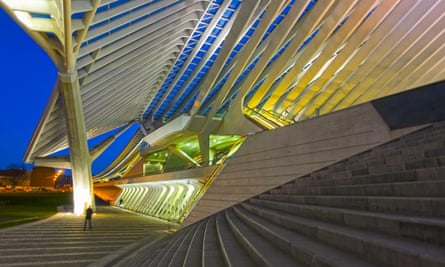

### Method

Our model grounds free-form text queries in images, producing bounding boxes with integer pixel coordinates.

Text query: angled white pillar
[59,72,94,215]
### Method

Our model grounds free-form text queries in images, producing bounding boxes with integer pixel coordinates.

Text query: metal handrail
[177,135,247,223]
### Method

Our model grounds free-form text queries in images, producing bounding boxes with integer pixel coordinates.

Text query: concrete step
[248,198,445,246]
[155,223,198,267]
[288,166,445,193]
[312,163,445,191]
[0,245,122,258]
[321,170,419,187]
[318,180,445,197]
[240,203,445,267]
[405,157,444,170]
[366,126,445,157]
[0,251,107,265]
[0,239,139,251]
[202,215,225,267]
[258,193,445,217]
[180,220,206,267]
[215,212,257,267]
[306,124,445,182]
[225,208,301,267]
[147,225,194,267]
[274,170,419,195]
[115,231,182,266]
[233,205,378,267]
[398,130,445,149]
[0,207,170,267]
[138,236,178,266]
[376,141,445,164]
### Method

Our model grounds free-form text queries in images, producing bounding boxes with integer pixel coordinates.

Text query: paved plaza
[0,206,173,267]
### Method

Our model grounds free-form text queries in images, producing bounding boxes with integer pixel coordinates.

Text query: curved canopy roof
[2,0,444,176]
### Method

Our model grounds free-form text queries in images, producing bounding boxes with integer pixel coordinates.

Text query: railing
[177,135,247,223]
[243,106,294,129]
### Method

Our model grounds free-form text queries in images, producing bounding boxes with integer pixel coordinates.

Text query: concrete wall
[122,157,144,179]
[93,184,122,205]
[183,103,425,226]
[29,166,56,187]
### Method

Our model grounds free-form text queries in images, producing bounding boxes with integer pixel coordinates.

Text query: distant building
[0,168,27,187]
[29,167,56,188]
[54,174,72,191]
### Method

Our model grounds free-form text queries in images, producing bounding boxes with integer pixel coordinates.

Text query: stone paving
[0,206,172,267]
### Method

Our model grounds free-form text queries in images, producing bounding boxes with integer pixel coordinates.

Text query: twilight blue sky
[0,8,134,174]
[0,8,57,170]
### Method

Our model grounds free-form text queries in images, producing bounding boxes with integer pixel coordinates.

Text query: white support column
[59,72,94,215]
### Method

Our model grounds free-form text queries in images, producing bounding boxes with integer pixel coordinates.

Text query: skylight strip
[144,0,222,120]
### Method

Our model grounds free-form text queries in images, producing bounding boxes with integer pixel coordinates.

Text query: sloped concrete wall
[94,184,122,205]
[183,103,425,227]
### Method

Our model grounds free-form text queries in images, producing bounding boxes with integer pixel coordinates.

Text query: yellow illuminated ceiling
[143,134,243,174]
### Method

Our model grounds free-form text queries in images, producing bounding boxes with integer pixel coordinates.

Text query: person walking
[84,205,93,231]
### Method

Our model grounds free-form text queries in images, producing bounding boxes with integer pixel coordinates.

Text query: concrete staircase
[117,121,445,266]
[0,207,170,267]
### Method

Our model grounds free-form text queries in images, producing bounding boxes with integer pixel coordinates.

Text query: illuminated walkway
[0,206,174,267]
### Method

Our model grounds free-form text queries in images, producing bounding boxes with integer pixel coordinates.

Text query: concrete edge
[0,212,68,233]
[89,231,169,267]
